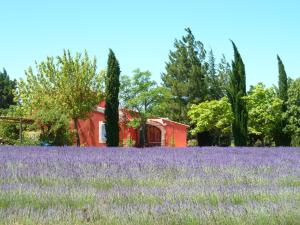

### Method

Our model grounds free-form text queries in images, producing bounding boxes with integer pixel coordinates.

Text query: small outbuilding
[72,101,189,147]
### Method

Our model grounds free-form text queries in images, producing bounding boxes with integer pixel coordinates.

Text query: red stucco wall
[163,119,188,147]
[72,105,139,147]
[71,101,188,147]
[75,111,106,147]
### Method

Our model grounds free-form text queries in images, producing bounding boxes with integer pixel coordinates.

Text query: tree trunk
[19,118,23,144]
[139,121,147,148]
[74,118,80,147]
[143,122,147,148]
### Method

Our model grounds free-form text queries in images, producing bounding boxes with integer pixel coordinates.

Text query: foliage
[227,41,248,146]
[0,121,19,145]
[161,28,208,124]
[35,106,74,146]
[274,55,291,146]
[105,49,120,147]
[187,139,198,147]
[0,69,16,109]
[0,106,37,145]
[18,50,103,146]
[188,97,233,145]
[244,83,283,146]
[285,78,300,146]
[168,134,175,147]
[207,51,230,100]
[123,134,136,147]
[277,55,288,105]
[120,69,171,147]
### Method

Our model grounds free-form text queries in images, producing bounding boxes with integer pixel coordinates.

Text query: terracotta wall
[164,120,187,147]
[72,111,106,147]
[72,109,139,147]
[70,101,187,147]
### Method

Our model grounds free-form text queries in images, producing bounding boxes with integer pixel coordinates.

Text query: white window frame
[99,121,106,143]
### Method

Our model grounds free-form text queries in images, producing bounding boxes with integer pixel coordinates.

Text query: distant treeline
[1,28,300,147]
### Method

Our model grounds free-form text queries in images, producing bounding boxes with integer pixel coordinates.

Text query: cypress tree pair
[227,41,248,146]
[104,49,120,146]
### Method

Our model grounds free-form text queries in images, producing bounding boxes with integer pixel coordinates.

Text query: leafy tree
[105,49,120,147]
[18,50,103,146]
[161,28,208,124]
[0,69,16,109]
[227,41,248,146]
[120,69,171,147]
[244,83,282,146]
[285,78,300,146]
[274,55,291,146]
[33,104,73,146]
[206,51,230,100]
[188,97,233,146]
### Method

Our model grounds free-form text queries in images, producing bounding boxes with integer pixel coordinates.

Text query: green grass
[0,192,94,209]
[279,176,300,187]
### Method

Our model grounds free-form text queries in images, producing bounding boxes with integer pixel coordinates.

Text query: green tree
[277,55,288,105]
[18,50,103,146]
[161,28,208,124]
[227,41,248,146]
[0,69,16,109]
[244,83,283,146]
[285,78,300,146]
[188,97,233,146]
[206,51,229,100]
[120,69,171,147]
[274,55,291,146]
[105,49,120,147]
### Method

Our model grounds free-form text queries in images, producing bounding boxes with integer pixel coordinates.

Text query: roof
[148,118,189,128]
[94,105,189,128]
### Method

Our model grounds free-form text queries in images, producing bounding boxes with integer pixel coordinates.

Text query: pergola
[0,116,34,144]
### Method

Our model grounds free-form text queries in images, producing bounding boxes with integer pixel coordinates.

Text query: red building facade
[71,101,188,147]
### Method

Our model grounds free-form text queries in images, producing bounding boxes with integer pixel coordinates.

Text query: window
[99,121,106,143]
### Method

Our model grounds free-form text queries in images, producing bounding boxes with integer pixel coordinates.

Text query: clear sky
[0,0,299,88]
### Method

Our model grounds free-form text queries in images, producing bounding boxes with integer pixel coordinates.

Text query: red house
[71,101,189,147]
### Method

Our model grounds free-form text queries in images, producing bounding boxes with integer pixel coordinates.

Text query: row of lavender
[0,146,300,224]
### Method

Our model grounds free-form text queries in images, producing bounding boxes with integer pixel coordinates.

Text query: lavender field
[0,147,300,225]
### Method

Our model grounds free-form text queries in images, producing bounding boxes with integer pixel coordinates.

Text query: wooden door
[146,125,161,147]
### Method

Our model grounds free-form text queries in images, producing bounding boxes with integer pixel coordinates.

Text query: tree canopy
[188,97,232,145]
[285,78,300,146]
[18,50,103,146]
[120,69,171,147]
[244,83,282,146]
[0,69,16,109]
[161,28,208,124]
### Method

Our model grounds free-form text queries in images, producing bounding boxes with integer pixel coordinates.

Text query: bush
[0,122,19,145]
[290,135,300,147]
[123,135,136,147]
[187,139,198,147]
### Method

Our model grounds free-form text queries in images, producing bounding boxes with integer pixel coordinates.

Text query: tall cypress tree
[227,41,248,146]
[277,55,288,110]
[105,49,120,146]
[274,55,290,146]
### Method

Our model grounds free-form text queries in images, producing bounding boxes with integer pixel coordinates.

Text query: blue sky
[0,0,299,88]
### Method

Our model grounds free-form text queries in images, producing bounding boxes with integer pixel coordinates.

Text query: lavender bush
[0,146,300,225]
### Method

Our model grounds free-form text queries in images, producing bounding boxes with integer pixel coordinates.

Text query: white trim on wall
[99,121,106,143]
